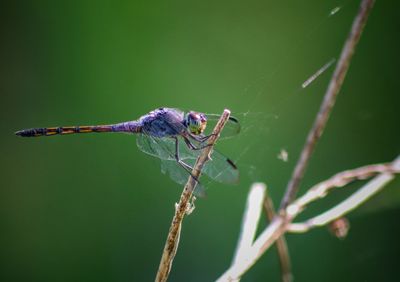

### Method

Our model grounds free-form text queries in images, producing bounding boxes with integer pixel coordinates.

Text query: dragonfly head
[185,111,207,135]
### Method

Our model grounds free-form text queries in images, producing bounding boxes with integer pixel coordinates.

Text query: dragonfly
[15,107,240,196]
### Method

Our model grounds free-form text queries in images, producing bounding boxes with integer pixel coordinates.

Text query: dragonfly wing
[146,133,240,185]
[202,149,239,184]
[136,133,175,160]
[137,131,238,195]
[160,159,206,197]
[204,114,241,139]
[137,131,199,161]
[137,132,206,197]
[160,147,239,196]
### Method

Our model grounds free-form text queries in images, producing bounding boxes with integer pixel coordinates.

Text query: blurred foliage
[0,0,399,281]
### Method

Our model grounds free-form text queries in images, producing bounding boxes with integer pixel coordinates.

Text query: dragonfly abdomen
[16,121,142,137]
[16,125,115,137]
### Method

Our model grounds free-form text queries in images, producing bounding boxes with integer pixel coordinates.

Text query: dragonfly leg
[173,137,200,182]
[183,136,212,151]
[189,133,216,143]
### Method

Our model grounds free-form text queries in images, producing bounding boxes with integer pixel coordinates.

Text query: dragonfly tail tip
[15,129,33,137]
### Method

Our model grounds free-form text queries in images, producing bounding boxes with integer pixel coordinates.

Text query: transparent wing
[202,150,239,184]
[136,132,239,194]
[136,133,194,161]
[160,159,206,198]
[137,132,206,197]
[136,133,175,160]
[158,146,239,196]
[204,114,241,139]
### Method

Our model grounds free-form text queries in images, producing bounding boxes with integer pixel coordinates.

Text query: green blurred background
[1,0,399,281]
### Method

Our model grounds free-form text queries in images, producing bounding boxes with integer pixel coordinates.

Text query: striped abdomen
[15,122,141,137]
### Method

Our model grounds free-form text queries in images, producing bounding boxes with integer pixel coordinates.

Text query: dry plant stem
[218,2,376,280]
[288,156,400,233]
[280,0,376,210]
[155,109,231,282]
[217,217,286,282]
[263,193,292,282]
[233,183,266,267]
[217,156,400,281]
[289,162,398,214]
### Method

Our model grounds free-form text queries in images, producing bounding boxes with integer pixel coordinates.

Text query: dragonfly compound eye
[186,112,207,135]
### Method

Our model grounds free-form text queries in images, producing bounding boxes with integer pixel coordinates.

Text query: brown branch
[218,155,400,281]
[280,0,376,210]
[263,193,292,282]
[218,2,378,279]
[287,157,400,232]
[288,162,398,215]
[155,109,232,282]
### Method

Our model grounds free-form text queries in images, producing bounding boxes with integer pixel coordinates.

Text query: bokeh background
[1,0,399,281]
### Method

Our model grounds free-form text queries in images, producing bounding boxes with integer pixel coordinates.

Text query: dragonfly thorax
[140,108,187,138]
[185,111,207,135]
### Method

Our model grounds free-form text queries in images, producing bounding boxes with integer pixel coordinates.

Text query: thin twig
[155,109,232,282]
[218,2,378,280]
[263,192,292,282]
[218,2,377,280]
[217,155,400,281]
[288,156,400,233]
[217,217,286,282]
[280,0,376,210]
[233,183,266,267]
[286,162,399,218]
